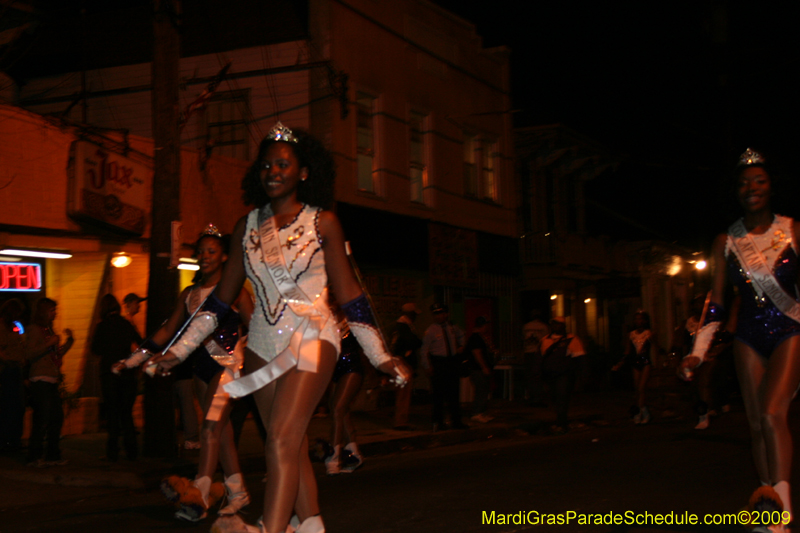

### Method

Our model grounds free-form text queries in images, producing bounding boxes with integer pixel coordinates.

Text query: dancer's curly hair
[241,128,335,210]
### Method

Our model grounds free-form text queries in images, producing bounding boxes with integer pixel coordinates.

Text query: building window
[356,93,376,192]
[463,133,478,197]
[206,90,250,160]
[409,111,427,203]
[482,140,498,201]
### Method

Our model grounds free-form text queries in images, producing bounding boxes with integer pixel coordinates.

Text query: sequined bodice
[726,215,799,319]
[243,204,337,361]
[727,246,798,309]
[629,329,651,355]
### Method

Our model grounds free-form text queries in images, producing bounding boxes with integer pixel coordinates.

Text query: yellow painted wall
[46,253,107,393]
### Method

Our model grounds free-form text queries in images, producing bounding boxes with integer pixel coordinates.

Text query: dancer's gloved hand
[148,351,182,374]
[378,356,412,388]
[112,346,155,375]
[678,355,701,381]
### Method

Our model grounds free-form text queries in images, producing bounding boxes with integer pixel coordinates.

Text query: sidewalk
[0,385,693,491]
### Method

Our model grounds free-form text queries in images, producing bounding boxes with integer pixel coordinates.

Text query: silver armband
[123,347,152,369]
[687,321,721,367]
[348,322,393,369]
[169,312,219,362]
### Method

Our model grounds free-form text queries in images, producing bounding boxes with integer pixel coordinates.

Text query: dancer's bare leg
[330,372,362,446]
[247,344,336,533]
[635,366,650,408]
[760,336,800,484]
[294,434,317,522]
[734,340,769,483]
[196,370,238,479]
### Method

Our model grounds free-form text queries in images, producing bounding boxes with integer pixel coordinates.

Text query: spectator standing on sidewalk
[421,303,466,431]
[123,293,145,326]
[391,302,422,429]
[523,309,550,406]
[539,317,584,434]
[25,298,73,466]
[465,316,495,423]
[92,294,142,461]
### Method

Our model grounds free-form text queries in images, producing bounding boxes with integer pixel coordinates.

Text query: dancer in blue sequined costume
[116,228,254,521]
[682,149,800,527]
[613,311,660,424]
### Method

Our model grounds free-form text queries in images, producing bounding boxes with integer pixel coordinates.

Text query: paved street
[1,390,794,533]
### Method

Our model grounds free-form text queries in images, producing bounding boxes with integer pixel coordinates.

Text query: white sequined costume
[225,204,339,397]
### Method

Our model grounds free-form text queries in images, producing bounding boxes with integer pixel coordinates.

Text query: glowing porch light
[111,253,132,268]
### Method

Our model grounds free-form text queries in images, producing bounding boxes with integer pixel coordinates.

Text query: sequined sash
[223,205,331,398]
[728,218,800,325]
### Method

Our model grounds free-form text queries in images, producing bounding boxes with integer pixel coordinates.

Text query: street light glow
[111,253,132,268]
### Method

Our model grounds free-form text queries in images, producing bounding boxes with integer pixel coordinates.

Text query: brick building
[1,0,519,399]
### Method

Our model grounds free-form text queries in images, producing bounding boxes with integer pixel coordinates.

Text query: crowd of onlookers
[1,293,732,471]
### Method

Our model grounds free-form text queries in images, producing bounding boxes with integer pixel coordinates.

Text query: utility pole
[145,0,181,458]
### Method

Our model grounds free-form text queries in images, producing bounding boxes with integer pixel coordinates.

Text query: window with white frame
[463,133,478,197]
[206,90,250,160]
[409,111,427,203]
[356,93,376,192]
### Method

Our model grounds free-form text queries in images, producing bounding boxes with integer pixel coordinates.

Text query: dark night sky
[5,1,800,250]
[432,1,800,250]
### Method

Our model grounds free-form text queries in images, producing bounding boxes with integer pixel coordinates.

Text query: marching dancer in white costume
[150,123,410,533]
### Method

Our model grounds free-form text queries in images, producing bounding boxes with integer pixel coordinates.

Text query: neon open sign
[0,262,42,292]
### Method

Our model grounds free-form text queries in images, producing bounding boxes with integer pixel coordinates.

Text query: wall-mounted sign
[67,141,151,235]
[0,262,42,292]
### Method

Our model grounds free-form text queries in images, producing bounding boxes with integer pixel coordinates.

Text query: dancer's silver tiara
[266,121,298,143]
[739,147,765,166]
[200,224,222,239]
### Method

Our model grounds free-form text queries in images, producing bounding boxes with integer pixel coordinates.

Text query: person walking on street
[466,316,495,423]
[523,310,549,406]
[116,227,254,521]
[421,303,466,431]
[612,310,663,425]
[680,148,800,525]
[391,303,422,429]
[146,124,410,533]
[539,317,584,434]
[324,314,366,475]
